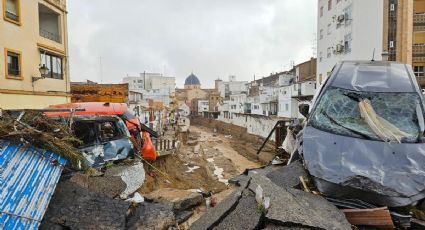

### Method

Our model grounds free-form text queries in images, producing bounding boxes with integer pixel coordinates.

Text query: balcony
[39,4,62,43]
[414,13,425,31]
[413,44,425,62]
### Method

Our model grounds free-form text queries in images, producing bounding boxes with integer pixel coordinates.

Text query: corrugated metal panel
[0,140,66,230]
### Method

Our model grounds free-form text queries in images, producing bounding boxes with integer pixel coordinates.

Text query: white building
[177,103,190,117]
[216,76,248,98]
[123,72,175,92]
[218,100,231,119]
[317,0,384,84]
[197,100,209,114]
[128,91,147,115]
[123,72,176,107]
[229,93,246,114]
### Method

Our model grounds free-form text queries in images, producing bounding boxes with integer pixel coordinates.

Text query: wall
[0,93,68,109]
[71,83,129,103]
[0,0,70,109]
[217,113,282,139]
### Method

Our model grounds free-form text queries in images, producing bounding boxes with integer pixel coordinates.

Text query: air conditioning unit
[337,14,345,22]
[336,44,344,53]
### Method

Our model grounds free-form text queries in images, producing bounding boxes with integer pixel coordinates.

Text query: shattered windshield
[310,87,422,143]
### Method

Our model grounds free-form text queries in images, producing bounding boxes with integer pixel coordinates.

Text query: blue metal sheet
[0,140,66,230]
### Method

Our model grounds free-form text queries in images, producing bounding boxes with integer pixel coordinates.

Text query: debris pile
[0,110,85,169]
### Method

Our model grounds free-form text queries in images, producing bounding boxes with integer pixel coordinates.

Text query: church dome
[185,73,201,86]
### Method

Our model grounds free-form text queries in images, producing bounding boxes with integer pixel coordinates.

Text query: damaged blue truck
[293,61,425,208]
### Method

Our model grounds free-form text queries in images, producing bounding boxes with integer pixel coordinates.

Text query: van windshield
[310,87,423,143]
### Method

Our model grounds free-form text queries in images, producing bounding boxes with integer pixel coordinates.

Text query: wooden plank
[342,207,395,229]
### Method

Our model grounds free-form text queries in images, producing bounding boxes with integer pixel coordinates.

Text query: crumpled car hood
[302,126,425,207]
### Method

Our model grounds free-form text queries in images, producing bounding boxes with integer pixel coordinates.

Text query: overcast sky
[68,0,317,88]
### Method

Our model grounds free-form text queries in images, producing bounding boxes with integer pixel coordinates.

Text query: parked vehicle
[62,115,134,167]
[47,102,158,152]
[294,61,425,207]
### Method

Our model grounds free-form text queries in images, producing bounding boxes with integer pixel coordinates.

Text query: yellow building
[0,0,70,109]
[383,0,425,86]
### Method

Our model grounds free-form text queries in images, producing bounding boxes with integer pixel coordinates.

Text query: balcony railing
[40,28,61,43]
[414,13,425,24]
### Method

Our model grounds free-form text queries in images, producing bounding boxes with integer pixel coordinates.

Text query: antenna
[99,56,103,83]
[371,48,376,61]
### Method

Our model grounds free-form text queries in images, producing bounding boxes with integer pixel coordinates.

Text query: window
[327,23,332,35]
[319,52,323,62]
[320,6,324,17]
[285,104,289,111]
[344,33,352,53]
[320,29,324,39]
[5,49,22,79]
[327,47,332,58]
[39,3,61,43]
[414,66,424,77]
[343,5,353,26]
[3,0,20,25]
[328,0,332,10]
[41,52,63,79]
[336,0,341,3]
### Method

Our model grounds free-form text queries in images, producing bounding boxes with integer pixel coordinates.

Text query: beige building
[383,0,425,86]
[174,73,219,115]
[0,0,70,109]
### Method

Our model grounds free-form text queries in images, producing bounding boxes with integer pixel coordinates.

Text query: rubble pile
[0,110,85,169]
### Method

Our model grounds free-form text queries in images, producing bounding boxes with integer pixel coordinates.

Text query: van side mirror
[299,104,310,118]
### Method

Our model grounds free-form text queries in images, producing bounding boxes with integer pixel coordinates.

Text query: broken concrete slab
[189,177,251,230]
[176,210,194,224]
[266,161,308,189]
[263,224,312,230]
[40,180,130,230]
[127,202,175,230]
[105,161,145,199]
[69,173,127,198]
[212,190,263,230]
[144,188,203,211]
[249,174,351,230]
[88,176,127,198]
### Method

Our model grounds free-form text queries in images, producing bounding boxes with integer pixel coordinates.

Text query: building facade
[318,0,425,87]
[123,72,176,107]
[317,0,384,84]
[0,0,70,109]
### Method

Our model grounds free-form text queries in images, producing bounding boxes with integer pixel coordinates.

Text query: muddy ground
[139,120,276,228]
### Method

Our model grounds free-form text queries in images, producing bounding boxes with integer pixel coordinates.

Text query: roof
[329,61,417,93]
[46,102,129,117]
[0,141,66,229]
[185,73,201,85]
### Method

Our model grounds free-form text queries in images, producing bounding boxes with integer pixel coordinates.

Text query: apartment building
[411,0,425,85]
[317,0,384,84]
[318,0,425,87]
[123,72,176,107]
[0,0,70,109]
[123,72,176,93]
[215,76,248,99]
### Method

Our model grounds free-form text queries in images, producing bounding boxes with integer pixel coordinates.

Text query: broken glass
[310,87,422,143]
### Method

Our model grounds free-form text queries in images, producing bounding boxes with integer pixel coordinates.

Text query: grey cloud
[68,0,317,87]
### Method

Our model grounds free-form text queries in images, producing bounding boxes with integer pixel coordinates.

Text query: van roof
[46,102,129,117]
[328,61,418,93]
